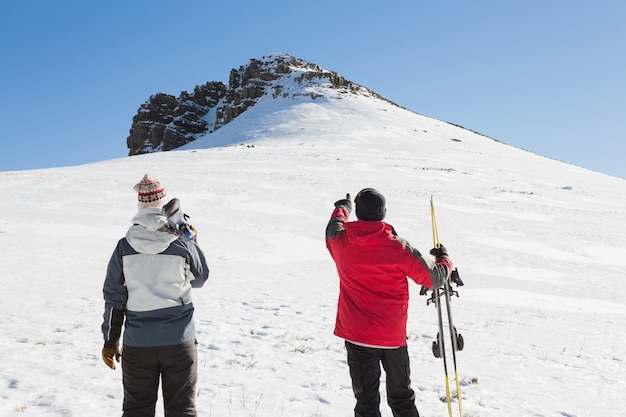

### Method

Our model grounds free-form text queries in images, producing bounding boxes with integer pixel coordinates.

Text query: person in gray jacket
[101,173,209,417]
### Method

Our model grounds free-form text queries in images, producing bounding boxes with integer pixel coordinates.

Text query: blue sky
[1,1,624,179]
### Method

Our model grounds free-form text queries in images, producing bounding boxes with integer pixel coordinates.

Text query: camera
[162,198,196,240]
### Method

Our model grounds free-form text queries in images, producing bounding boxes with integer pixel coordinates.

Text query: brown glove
[189,224,198,241]
[102,346,121,370]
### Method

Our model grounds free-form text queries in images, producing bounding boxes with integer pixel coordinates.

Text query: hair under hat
[134,173,167,208]
[355,188,386,221]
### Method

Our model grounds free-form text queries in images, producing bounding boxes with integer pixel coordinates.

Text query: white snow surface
[1,83,626,417]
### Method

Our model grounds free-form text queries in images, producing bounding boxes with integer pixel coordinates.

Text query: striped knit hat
[133,173,167,208]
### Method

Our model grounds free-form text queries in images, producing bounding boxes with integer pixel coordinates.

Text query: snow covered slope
[1,82,625,416]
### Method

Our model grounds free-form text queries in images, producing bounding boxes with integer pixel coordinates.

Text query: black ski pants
[345,341,420,417]
[121,341,198,417]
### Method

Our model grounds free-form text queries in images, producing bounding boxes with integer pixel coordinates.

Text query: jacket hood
[343,220,393,247]
[126,208,178,254]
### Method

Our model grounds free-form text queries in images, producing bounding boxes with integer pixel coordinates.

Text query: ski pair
[423,197,464,417]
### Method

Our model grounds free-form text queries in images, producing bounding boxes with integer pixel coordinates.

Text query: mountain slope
[126,53,398,155]
[1,68,625,416]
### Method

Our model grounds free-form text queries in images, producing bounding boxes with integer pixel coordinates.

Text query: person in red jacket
[325,188,453,417]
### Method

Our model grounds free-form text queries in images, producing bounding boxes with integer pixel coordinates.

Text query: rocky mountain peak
[126,53,396,155]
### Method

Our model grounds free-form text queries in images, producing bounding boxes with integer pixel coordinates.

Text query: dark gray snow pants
[121,341,198,417]
[345,341,420,417]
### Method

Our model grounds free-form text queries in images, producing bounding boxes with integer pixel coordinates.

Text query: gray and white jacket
[102,208,209,348]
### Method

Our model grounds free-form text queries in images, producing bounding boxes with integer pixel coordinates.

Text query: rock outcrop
[127,53,396,155]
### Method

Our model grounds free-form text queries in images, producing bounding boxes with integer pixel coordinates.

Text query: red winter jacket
[325,205,452,347]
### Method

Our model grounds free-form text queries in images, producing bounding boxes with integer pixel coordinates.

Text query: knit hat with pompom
[133,173,167,209]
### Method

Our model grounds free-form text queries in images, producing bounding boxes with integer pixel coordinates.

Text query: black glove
[334,193,352,212]
[430,244,449,259]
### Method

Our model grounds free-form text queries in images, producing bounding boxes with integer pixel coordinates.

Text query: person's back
[101,174,209,417]
[326,188,452,417]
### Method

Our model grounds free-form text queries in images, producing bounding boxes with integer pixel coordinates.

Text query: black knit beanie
[355,188,386,221]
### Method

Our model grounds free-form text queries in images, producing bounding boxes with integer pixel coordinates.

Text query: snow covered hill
[1,77,625,416]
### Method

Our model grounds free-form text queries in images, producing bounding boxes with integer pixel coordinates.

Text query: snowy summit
[1,53,625,417]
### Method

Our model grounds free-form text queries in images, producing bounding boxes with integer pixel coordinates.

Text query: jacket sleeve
[325,206,349,240]
[185,239,209,288]
[395,236,453,289]
[103,308,125,348]
[101,240,128,347]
